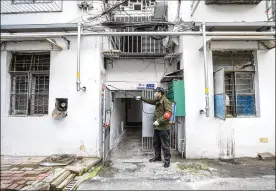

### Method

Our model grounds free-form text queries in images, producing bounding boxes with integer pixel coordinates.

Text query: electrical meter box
[168,80,185,116]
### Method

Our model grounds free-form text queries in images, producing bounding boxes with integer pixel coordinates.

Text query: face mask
[154,92,159,98]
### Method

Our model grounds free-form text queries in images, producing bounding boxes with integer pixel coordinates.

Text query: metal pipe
[76,22,82,91]
[191,0,200,17]
[107,85,137,98]
[202,22,210,117]
[1,31,275,39]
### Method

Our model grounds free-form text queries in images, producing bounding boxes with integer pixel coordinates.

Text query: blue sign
[146,84,155,89]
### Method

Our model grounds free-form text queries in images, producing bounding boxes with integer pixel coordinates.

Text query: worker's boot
[149,157,162,162]
[164,161,170,168]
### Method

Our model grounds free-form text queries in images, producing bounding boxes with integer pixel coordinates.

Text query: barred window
[12,0,53,4]
[213,51,256,119]
[9,53,50,116]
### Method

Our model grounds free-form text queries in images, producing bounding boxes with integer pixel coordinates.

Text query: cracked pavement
[78,126,275,190]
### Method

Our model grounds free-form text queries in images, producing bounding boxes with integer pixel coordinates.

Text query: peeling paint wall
[182,37,275,159]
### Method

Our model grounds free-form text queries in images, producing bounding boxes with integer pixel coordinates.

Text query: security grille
[12,0,54,4]
[170,124,177,150]
[109,16,166,54]
[9,53,50,116]
[118,0,156,11]
[142,90,154,151]
[1,0,62,14]
[213,51,256,117]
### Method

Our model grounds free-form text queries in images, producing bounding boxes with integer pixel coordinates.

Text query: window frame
[9,53,50,117]
[213,51,258,119]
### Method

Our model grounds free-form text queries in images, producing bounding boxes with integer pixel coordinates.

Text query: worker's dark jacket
[142,95,172,131]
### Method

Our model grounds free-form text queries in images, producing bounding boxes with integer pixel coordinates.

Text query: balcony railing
[102,15,181,60]
[1,0,62,14]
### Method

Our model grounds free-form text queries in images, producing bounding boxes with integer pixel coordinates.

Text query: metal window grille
[213,51,256,117]
[1,0,62,14]
[9,53,50,116]
[109,16,165,54]
[170,124,177,150]
[12,0,53,4]
[118,0,155,10]
[266,0,276,21]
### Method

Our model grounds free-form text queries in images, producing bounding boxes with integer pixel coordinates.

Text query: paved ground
[1,156,53,190]
[0,155,99,190]
[78,126,276,190]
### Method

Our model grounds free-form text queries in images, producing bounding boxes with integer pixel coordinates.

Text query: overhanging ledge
[199,37,276,51]
[1,23,78,33]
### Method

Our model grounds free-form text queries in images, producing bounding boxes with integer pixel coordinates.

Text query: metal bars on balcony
[105,15,166,59]
[1,0,62,14]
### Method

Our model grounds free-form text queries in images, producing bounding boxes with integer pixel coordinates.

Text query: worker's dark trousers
[153,129,171,162]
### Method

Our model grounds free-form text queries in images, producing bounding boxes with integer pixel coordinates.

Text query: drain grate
[63,179,78,191]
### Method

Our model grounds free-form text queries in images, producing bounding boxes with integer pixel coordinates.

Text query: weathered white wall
[106,59,176,90]
[181,1,267,22]
[110,98,125,149]
[1,1,104,25]
[182,36,275,159]
[1,36,103,157]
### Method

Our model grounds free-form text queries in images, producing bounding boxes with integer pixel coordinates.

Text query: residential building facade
[1,0,275,160]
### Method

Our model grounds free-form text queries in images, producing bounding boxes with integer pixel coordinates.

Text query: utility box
[168,80,185,116]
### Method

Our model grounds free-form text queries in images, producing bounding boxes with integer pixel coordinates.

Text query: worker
[136,87,172,168]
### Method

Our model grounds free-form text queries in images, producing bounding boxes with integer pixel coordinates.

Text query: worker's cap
[156,87,165,93]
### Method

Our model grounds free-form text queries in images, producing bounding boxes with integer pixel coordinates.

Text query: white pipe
[202,22,210,117]
[1,31,275,39]
[76,22,82,91]
[191,0,200,17]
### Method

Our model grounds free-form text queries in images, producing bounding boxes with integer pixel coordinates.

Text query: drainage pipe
[202,22,210,117]
[191,0,200,17]
[76,22,82,91]
[1,31,275,39]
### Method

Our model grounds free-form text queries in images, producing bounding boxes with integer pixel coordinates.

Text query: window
[12,0,53,4]
[134,4,142,10]
[213,51,256,119]
[118,0,155,10]
[9,53,50,116]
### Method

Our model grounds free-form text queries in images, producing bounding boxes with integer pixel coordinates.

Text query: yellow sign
[259,138,268,143]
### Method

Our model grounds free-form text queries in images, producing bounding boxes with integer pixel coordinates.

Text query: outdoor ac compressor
[52,98,68,120]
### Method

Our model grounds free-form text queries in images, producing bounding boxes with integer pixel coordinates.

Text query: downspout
[76,22,86,92]
[202,22,210,117]
[191,0,200,17]
[177,0,181,19]
[76,22,81,91]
